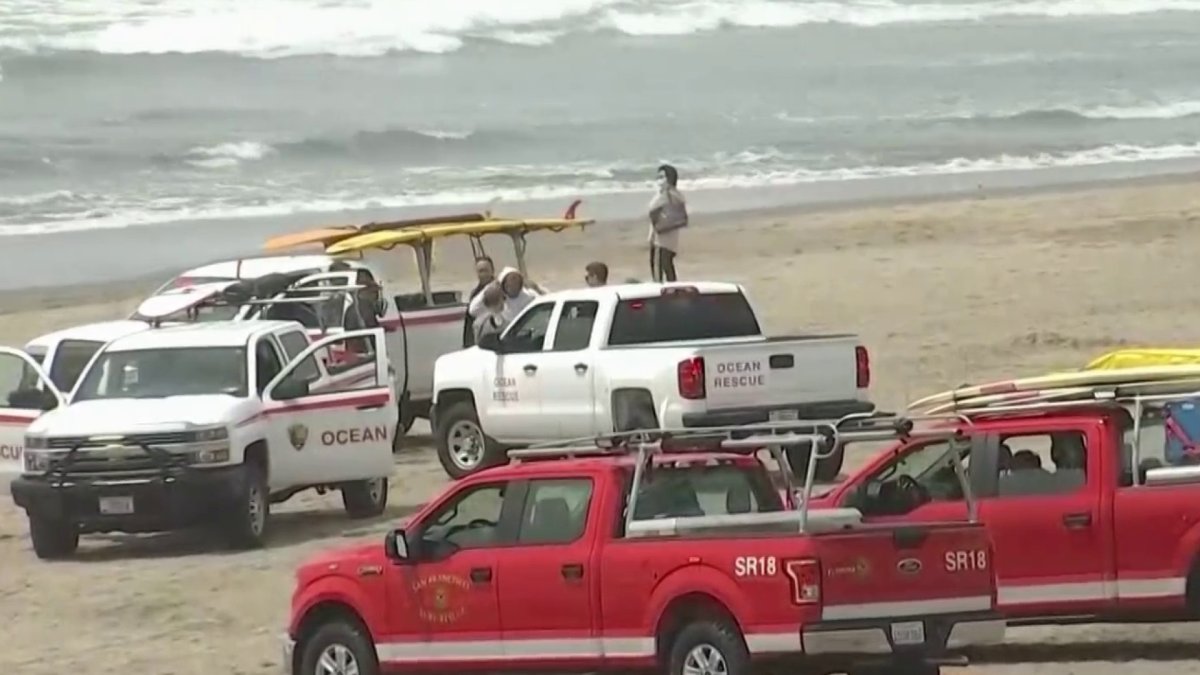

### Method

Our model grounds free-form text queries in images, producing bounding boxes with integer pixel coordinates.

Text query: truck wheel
[298,619,380,675]
[29,516,79,560]
[223,462,270,549]
[667,619,749,675]
[435,401,503,479]
[342,478,388,519]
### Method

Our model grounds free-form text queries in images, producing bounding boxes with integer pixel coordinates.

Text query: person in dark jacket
[462,255,495,347]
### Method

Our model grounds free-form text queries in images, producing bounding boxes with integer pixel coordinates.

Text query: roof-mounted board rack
[909,373,1200,418]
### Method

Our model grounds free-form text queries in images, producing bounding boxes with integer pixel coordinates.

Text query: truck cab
[10,321,398,558]
[285,419,1002,675]
[432,281,873,478]
[817,400,1200,624]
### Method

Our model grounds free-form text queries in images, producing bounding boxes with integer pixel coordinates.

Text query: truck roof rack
[515,411,982,535]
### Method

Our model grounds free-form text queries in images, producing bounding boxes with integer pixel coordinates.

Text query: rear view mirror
[273,377,310,401]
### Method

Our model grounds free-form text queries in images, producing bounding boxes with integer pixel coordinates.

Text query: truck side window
[551,302,598,352]
[517,478,592,544]
[420,483,510,556]
[858,439,969,516]
[501,302,555,354]
[1,352,56,411]
[631,464,781,521]
[47,340,103,392]
[995,432,1087,497]
[254,339,284,395]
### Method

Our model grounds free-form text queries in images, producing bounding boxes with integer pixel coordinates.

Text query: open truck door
[0,347,65,483]
[263,328,398,485]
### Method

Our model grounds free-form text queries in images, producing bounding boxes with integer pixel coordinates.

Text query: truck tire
[785,441,845,484]
[666,619,749,675]
[223,462,270,549]
[29,516,79,560]
[435,401,503,479]
[298,619,380,675]
[342,478,389,519]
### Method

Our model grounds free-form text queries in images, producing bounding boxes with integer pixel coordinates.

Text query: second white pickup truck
[431,281,874,478]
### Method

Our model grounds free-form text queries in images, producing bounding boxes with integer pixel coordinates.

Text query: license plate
[99,496,134,515]
[890,620,925,646]
[769,409,799,422]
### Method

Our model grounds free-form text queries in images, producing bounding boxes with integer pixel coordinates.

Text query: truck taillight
[785,558,821,605]
[677,356,706,400]
[855,346,870,389]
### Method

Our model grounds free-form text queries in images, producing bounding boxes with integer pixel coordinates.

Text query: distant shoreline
[1,159,1199,309]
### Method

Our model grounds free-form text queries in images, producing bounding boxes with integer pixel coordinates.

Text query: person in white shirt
[467,266,545,328]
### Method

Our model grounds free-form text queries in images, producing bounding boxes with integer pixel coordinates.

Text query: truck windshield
[631,463,783,520]
[608,291,761,346]
[74,347,248,400]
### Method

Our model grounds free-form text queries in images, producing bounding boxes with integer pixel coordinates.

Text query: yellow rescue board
[1085,348,1200,370]
[263,227,359,252]
[907,365,1200,411]
[326,217,592,255]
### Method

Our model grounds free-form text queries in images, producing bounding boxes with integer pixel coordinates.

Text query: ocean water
[1,0,1200,238]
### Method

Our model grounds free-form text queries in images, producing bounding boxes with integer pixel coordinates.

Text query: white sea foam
[3,141,1199,237]
[183,140,274,168]
[2,0,1200,58]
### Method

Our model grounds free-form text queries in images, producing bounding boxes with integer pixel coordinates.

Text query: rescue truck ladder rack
[516,411,980,535]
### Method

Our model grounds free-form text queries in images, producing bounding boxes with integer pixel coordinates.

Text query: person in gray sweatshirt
[647,163,687,282]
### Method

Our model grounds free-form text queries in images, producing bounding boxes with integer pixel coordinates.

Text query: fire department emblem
[287,423,309,451]
[413,574,471,624]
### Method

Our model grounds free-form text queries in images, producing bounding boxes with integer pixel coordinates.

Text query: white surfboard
[908,366,1200,411]
[135,281,237,320]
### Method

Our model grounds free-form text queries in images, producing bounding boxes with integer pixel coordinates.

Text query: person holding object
[647,163,687,282]
[472,285,507,344]
[467,266,545,329]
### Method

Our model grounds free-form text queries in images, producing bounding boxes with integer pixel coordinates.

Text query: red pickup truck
[813,401,1200,624]
[283,423,1003,675]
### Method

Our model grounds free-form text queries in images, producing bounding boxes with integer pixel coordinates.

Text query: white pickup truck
[5,321,398,559]
[431,281,874,478]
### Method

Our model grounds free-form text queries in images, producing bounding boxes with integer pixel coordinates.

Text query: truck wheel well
[292,601,371,672]
[654,593,742,666]
[435,389,476,420]
[245,440,268,476]
[612,389,658,432]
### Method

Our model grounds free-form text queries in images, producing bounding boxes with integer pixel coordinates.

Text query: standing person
[462,255,495,347]
[584,261,608,287]
[468,266,544,329]
[473,285,507,344]
[647,163,687,282]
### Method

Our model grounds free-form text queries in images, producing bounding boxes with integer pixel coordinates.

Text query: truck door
[494,477,598,661]
[386,479,518,667]
[977,426,1109,615]
[480,301,556,442]
[0,347,64,479]
[262,329,397,487]
[536,301,600,438]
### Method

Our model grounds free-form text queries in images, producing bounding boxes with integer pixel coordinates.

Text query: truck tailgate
[815,523,994,622]
[700,336,862,410]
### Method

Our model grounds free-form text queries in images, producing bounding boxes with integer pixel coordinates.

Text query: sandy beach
[4,175,1200,674]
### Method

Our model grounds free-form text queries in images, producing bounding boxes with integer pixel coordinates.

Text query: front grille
[54,455,165,475]
[46,432,192,450]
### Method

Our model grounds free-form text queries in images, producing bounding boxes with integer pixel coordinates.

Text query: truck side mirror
[384,528,411,562]
[477,333,502,353]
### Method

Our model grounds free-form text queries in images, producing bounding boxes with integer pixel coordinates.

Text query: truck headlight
[191,427,229,443]
[24,435,48,450]
[192,448,230,465]
[24,451,50,473]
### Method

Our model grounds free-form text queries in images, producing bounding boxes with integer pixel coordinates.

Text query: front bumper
[10,464,247,534]
[680,399,876,428]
